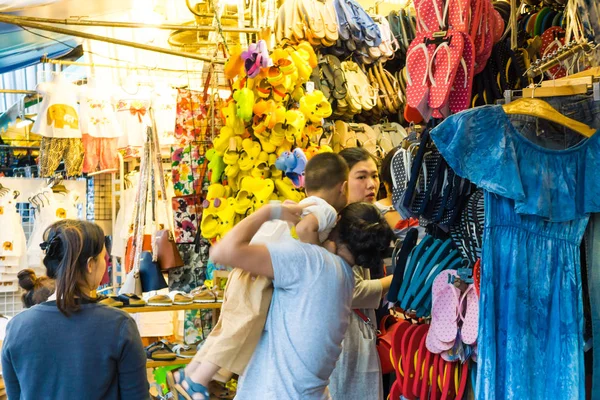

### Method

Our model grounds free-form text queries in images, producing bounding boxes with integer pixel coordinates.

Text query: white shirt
[32,74,82,138]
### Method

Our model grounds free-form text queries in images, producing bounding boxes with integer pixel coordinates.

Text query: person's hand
[271,202,314,225]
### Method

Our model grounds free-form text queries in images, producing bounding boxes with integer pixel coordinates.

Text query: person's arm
[210,203,308,278]
[117,318,149,399]
[295,214,320,245]
[351,267,393,309]
[1,342,21,399]
[383,210,401,230]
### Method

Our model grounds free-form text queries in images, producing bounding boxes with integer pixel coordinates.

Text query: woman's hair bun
[17,269,37,291]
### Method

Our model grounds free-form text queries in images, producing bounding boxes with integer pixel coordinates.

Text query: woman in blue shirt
[2,220,148,400]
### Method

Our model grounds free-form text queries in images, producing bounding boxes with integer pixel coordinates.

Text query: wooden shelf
[147,358,192,368]
[122,303,222,313]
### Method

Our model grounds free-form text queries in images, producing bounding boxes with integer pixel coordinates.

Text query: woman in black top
[2,220,148,400]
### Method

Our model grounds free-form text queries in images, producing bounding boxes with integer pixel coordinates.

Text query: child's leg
[188,360,221,387]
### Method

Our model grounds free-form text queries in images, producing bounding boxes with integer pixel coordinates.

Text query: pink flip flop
[448,32,474,114]
[459,284,479,345]
[428,32,465,111]
[427,270,460,352]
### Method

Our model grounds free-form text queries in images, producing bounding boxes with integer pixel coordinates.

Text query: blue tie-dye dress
[431,105,600,400]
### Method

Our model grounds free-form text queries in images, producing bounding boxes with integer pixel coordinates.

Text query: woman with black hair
[329,147,397,400]
[17,268,55,308]
[206,201,393,399]
[2,220,148,400]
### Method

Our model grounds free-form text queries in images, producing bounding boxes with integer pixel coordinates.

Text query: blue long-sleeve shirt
[1,301,149,399]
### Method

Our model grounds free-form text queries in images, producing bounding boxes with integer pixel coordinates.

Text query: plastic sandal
[206,149,225,185]
[175,375,210,400]
[232,88,255,122]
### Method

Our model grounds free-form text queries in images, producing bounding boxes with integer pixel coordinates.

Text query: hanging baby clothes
[115,84,151,158]
[27,191,79,269]
[78,77,123,173]
[31,73,84,177]
[0,193,27,272]
[431,101,600,400]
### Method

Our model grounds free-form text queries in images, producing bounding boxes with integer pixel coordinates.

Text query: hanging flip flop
[405,34,434,121]
[428,33,465,114]
[448,33,475,114]
[459,284,479,345]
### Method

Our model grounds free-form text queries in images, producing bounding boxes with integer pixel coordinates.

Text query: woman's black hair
[41,220,105,315]
[339,147,380,171]
[335,202,395,270]
[17,269,55,308]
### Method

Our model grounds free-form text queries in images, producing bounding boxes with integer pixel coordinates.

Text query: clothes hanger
[502,98,596,137]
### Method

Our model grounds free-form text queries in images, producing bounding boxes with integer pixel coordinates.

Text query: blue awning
[0,28,81,73]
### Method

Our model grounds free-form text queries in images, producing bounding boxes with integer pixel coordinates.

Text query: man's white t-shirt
[234,239,355,400]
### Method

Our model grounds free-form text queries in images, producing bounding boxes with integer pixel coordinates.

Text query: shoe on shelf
[169,291,194,305]
[98,296,124,308]
[190,287,217,303]
[117,293,145,307]
[172,343,197,359]
[213,289,224,303]
[147,294,173,307]
[146,341,177,361]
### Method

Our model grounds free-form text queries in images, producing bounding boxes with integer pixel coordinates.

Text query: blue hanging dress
[431,104,600,400]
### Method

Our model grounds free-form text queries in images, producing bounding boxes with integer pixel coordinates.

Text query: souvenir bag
[120,128,152,295]
[148,111,184,271]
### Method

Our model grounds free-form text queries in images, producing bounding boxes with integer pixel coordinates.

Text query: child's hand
[270,202,314,225]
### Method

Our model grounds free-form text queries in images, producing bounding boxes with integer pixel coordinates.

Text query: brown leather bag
[155,230,184,271]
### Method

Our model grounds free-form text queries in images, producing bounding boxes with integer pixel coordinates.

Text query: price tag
[267,58,274,67]
[306,81,315,94]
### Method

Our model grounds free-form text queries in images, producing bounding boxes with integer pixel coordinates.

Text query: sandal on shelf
[172,343,197,359]
[98,296,124,308]
[116,293,145,307]
[190,286,217,303]
[147,294,173,307]
[146,341,177,361]
[169,292,194,305]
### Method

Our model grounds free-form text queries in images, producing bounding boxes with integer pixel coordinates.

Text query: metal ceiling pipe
[6,15,260,33]
[0,14,227,64]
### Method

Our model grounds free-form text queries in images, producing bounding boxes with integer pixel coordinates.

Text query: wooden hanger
[502,98,597,137]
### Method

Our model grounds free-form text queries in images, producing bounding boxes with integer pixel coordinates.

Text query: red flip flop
[455,361,470,400]
[430,354,442,400]
[405,34,435,120]
[428,32,465,111]
[414,0,443,33]
[402,324,430,399]
[473,259,481,296]
[448,0,470,32]
[472,0,490,74]
[449,33,475,114]
[391,320,412,378]
[492,8,505,43]
[413,326,434,398]
[439,358,455,400]
[540,27,567,78]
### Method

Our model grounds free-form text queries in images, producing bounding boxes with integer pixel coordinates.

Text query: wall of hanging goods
[0,0,599,398]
